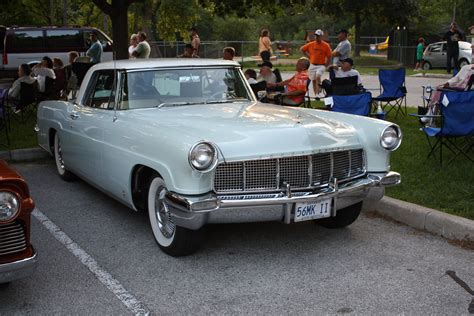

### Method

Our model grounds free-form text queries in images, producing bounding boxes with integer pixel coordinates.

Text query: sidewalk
[281,72,447,108]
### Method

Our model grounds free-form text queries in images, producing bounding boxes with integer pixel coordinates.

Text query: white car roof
[93,58,240,71]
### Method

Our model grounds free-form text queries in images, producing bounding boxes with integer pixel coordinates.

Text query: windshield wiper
[156,101,199,108]
[204,99,248,104]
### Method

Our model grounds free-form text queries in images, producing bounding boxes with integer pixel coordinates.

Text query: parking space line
[32,208,151,316]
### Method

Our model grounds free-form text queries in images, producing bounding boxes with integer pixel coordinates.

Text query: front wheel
[147,176,203,256]
[315,202,362,228]
[422,61,432,70]
[54,132,74,181]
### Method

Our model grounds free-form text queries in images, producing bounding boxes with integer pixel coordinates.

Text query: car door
[65,69,116,185]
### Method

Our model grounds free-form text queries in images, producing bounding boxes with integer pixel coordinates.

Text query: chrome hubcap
[155,187,175,238]
[56,138,65,169]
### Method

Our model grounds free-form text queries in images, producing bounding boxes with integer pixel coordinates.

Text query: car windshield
[120,67,252,110]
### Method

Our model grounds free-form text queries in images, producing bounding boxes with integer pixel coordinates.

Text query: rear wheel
[147,175,203,256]
[422,61,432,70]
[54,132,74,181]
[315,202,362,228]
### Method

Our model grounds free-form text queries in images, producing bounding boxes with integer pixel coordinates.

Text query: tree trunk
[110,10,130,60]
[354,11,361,57]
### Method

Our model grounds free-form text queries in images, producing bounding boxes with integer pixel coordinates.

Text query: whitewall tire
[54,132,74,181]
[147,175,203,256]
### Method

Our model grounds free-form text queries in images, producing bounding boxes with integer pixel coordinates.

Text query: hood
[131,102,360,161]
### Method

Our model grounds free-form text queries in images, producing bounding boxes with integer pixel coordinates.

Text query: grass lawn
[0,113,38,150]
[306,101,474,220]
[2,103,473,220]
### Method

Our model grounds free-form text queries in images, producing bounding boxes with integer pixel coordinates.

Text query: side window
[430,44,441,53]
[85,70,116,109]
[441,43,447,52]
[46,30,82,48]
[12,31,44,51]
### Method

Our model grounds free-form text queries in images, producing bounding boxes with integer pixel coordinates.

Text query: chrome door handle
[70,113,79,120]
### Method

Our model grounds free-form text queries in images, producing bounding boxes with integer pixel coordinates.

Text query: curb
[0,147,49,162]
[370,196,474,242]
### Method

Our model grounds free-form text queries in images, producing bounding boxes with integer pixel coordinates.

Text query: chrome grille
[213,149,365,193]
[0,221,27,256]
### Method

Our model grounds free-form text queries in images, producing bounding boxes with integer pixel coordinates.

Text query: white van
[0,26,113,78]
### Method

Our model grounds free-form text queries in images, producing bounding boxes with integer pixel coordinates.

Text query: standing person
[331,29,351,65]
[132,32,151,59]
[86,32,103,64]
[52,57,66,99]
[190,27,200,58]
[64,51,79,98]
[223,47,235,60]
[300,29,332,97]
[444,22,464,74]
[259,29,272,62]
[414,37,425,71]
[128,34,138,59]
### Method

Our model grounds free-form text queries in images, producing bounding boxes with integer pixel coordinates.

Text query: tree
[92,0,143,59]
[312,0,419,56]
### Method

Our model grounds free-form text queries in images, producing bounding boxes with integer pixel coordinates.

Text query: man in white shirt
[132,32,151,59]
[331,29,351,65]
[32,56,56,94]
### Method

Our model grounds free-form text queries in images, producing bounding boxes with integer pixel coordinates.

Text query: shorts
[308,64,326,80]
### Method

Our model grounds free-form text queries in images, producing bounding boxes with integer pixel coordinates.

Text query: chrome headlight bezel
[0,190,21,223]
[380,125,402,151]
[188,141,218,172]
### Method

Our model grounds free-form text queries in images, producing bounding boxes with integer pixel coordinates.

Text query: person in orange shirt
[267,58,310,106]
[300,29,332,96]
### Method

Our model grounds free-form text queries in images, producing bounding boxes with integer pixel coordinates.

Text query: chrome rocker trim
[165,171,400,230]
[0,248,37,284]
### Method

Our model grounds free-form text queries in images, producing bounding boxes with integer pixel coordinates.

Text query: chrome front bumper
[165,172,400,230]
[0,248,37,284]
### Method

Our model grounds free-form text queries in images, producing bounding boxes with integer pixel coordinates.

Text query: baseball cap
[336,29,349,34]
[340,58,354,65]
[314,29,323,36]
[257,61,273,68]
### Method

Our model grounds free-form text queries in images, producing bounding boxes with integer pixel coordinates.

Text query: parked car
[35,59,402,256]
[0,160,37,285]
[422,41,472,70]
[0,26,113,78]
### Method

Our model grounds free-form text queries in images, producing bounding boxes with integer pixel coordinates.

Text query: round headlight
[380,125,402,151]
[188,141,218,172]
[0,191,20,222]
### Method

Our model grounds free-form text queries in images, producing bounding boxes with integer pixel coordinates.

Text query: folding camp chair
[331,76,360,96]
[372,68,407,118]
[418,90,474,165]
[10,82,38,124]
[0,89,10,148]
[329,91,372,116]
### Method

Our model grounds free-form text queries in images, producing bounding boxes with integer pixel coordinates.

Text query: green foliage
[156,0,201,41]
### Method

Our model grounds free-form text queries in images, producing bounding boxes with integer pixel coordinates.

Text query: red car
[0,160,36,285]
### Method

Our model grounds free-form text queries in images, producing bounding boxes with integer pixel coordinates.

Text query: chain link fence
[149,36,421,65]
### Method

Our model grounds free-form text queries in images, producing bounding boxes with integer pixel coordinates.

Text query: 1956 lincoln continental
[36,59,401,256]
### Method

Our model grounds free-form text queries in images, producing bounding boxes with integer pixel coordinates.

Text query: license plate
[294,198,332,222]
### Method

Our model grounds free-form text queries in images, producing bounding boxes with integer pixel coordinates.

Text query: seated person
[256,61,277,85]
[422,63,474,125]
[266,58,310,106]
[244,69,258,84]
[8,64,37,112]
[53,57,67,99]
[32,56,56,100]
[321,58,362,95]
[178,44,196,58]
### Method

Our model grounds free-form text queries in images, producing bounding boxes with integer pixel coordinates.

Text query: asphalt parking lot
[1,160,473,315]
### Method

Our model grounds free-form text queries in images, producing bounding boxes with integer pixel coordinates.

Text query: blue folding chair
[330,91,372,116]
[421,90,474,165]
[372,68,407,118]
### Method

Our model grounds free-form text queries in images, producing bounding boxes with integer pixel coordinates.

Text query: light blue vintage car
[36,59,401,256]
